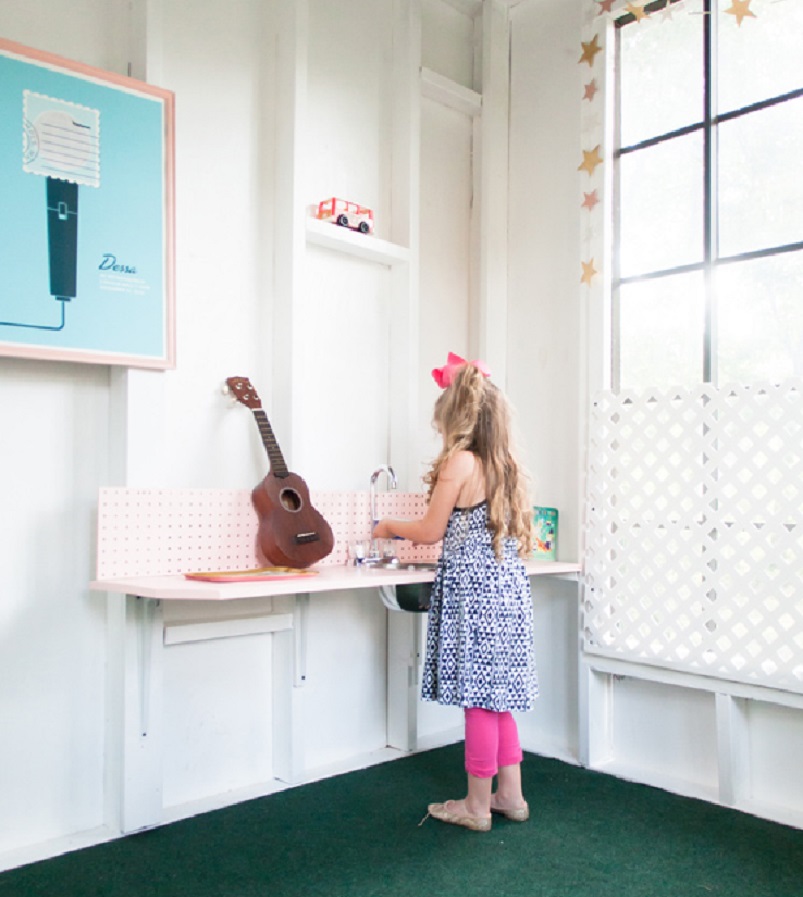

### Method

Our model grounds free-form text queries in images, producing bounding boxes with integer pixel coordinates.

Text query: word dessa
[98,253,137,275]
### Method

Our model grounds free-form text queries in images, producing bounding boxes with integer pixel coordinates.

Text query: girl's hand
[372,519,392,540]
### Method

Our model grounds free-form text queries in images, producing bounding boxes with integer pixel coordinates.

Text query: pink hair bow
[431,352,491,389]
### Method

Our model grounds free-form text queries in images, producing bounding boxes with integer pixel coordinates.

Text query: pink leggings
[464,707,523,778]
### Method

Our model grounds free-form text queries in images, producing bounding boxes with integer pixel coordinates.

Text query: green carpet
[2,745,801,897]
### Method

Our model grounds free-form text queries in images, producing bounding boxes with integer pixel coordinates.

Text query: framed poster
[0,39,175,369]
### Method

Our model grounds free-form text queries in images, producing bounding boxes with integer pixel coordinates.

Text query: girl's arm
[372,451,474,544]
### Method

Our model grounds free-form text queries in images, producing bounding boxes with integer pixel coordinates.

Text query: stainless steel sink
[365,560,438,572]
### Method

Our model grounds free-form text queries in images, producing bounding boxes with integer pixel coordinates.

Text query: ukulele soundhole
[280,487,303,512]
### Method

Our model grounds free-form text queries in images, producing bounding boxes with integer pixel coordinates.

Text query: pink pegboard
[96,488,440,578]
[96,488,259,579]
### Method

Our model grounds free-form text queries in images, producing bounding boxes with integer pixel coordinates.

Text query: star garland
[591,0,761,27]
[581,259,599,286]
[582,190,600,212]
[578,146,604,177]
[579,9,605,287]
[578,0,771,290]
[725,0,757,26]
[579,34,602,66]
[626,2,648,22]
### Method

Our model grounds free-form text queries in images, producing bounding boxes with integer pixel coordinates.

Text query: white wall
[136,0,394,814]
[506,0,584,761]
[0,0,125,859]
[0,358,110,854]
[508,0,583,563]
[148,0,276,490]
[402,0,478,483]
[297,0,395,490]
[0,0,395,868]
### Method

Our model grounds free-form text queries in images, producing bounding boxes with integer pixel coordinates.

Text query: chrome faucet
[369,465,397,560]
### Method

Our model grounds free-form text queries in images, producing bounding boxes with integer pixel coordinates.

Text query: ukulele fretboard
[254,409,289,477]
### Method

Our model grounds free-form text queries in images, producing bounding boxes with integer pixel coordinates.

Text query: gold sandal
[490,800,529,822]
[426,800,492,832]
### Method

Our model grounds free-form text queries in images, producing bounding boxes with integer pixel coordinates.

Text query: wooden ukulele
[226,376,334,568]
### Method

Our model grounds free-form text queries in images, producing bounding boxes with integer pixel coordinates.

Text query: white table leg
[272,594,308,783]
[120,596,164,832]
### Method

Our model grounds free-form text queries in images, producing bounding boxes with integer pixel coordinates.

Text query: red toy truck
[315,197,374,234]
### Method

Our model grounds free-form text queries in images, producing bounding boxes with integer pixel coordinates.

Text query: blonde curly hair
[424,364,534,560]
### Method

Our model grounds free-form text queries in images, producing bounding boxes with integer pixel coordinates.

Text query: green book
[533,507,558,560]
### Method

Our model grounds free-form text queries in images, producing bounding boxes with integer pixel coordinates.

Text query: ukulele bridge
[294,532,321,545]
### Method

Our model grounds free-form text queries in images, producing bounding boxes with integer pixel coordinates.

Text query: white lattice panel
[584,380,803,693]
[96,488,439,579]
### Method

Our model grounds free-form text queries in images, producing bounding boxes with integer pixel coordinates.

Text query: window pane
[718,0,803,114]
[716,252,803,384]
[618,132,704,278]
[618,271,705,390]
[618,9,702,147]
[718,96,803,257]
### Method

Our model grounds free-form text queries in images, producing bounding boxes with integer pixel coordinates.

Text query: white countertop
[90,559,582,601]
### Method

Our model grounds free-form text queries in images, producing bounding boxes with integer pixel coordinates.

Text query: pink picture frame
[0,38,176,369]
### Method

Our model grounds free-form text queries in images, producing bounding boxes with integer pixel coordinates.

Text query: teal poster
[0,40,174,368]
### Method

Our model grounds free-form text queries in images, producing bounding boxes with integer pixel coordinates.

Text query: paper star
[725,0,756,25]
[582,190,600,212]
[581,259,598,286]
[626,2,648,21]
[579,34,602,67]
[596,0,616,13]
[583,79,599,101]
[578,145,603,176]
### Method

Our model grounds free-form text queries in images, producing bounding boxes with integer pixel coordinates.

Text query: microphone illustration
[23,91,100,306]
[46,177,79,300]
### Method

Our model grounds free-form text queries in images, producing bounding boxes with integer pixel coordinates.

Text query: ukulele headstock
[226,376,262,410]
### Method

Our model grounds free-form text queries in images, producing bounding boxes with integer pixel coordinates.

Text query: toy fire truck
[315,197,374,234]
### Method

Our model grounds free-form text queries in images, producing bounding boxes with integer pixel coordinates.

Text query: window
[612,0,803,391]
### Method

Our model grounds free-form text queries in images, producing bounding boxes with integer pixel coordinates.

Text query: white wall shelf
[420,66,482,116]
[305,218,410,267]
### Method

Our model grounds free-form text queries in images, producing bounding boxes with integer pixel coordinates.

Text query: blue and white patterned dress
[421,501,538,713]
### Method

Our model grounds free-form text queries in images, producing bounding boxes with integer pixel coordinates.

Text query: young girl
[372,353,537,832]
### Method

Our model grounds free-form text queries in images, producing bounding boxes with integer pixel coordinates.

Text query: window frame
[611,0,803,392]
